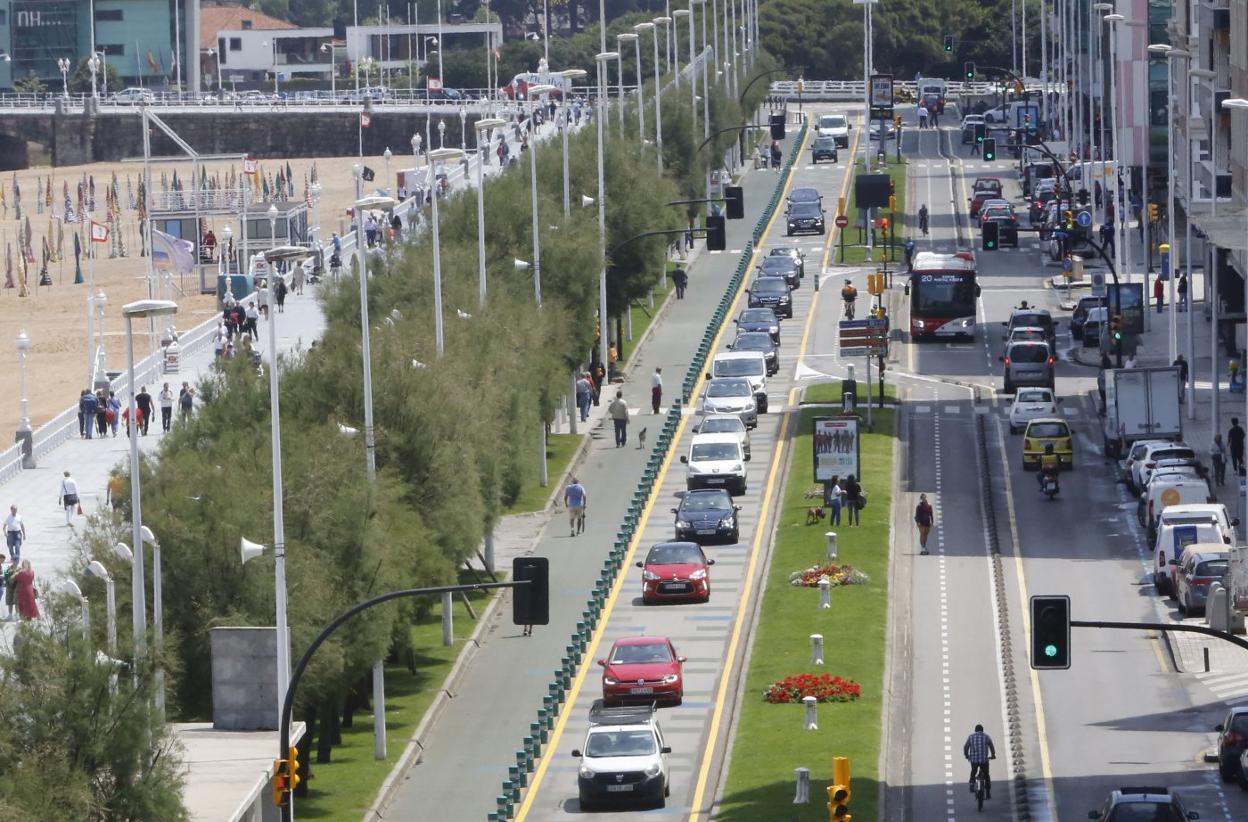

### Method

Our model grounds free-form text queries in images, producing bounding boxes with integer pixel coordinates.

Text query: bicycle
[971,757,995,811]
[843,299,856,320]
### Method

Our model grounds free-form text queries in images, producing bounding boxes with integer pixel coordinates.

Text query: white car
[816,113,851,148]
[695,413,751,460]
[1008,387,1057,433]
[1131,443,1196,491]
[682,432,748,494]
[574,701,671,810]
[1121,438,1172,477]
[701,377,758,429]
[111,87,155,104]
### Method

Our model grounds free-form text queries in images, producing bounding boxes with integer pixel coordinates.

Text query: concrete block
[210,626,278,731]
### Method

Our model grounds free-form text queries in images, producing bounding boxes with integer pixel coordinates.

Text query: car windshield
[611,642,673,664]
[790,202,822,217]
[983,207,1014,220]
[1152,448,1195,462]
[707,379,751,398]
[760,257,797,273]
[700,417,744,434]
[1017,390,1052,404]
[734,334,771,351]
[1010,329,1045,342]
[691,442,740,461]
[819,116,846,129]
[814,137,836,148]
[912,275,977,317]
[1009,345,1050,363]
[769,247,799,258]
[585,730,659,758]
[789,188,821,204]
[974,180,1002,193]
[1028,422,1069,438]
[681,492,731,512]
[716,358,763,376]
[739,309,777,324]
[753,279,789,295]
[1103,803,1186,822]
[648,543,705,565]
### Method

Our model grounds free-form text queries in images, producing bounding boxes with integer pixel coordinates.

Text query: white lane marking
[933,388,956,817]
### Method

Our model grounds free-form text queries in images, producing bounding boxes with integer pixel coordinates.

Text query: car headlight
[643,570,661,581]
[662,674,680,685]
[914,320,925,329]
[690,569,708,580]
[687,464,702,475]
[677,519,693,529]
[769,325,779,333]
[720,514,736,526]
[603,675,618,685]
[732,463,743,472]
[644,763,662,778]
[580,767,596,779]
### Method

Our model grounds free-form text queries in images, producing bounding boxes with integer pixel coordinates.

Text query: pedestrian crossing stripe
[1193,670,1248,704]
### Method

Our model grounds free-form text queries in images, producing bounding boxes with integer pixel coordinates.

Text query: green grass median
[837,157,908,266]
[503,433,582,514]
[717,407,897,822]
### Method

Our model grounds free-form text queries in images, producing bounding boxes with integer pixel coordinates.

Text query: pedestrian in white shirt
[4,505,26,563]
[159,383,175,433]
[651,367,663,414]
[58,470,80,527]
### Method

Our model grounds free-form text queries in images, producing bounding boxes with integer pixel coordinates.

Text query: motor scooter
[1040,472,1060,499]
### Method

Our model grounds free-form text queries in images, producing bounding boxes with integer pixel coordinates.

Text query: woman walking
[915,493,935,555]
[13,560,38,621]
[824,475,843,526]
[842,474,863,526]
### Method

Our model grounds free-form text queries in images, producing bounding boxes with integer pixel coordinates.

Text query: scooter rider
[1037,442,1061,492]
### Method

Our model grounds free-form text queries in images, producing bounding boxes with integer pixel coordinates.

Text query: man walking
[575,372,593,422]
[4,505,26,563]
[58,470,80,527]
[79,390,98,439]
[136,386,154,436]
[1173,355,1189,404]
[1177,273,1189,312]
[915,493,934,556]
[673,267,688,299]
[179,384,194,423]
[564,477,587,537]
[608,390,630,448]
[159,383,175,432]
[1230,418,1246,476]
[1211,434,1228,488]
[651,368,663,415]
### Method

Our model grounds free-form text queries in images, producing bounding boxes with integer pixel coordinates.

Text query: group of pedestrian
[916,103,939,128]
[575,368,606,422]
[821,474,865,527]
[2,506,38,621]
[78,387,149,439]
[1152,273,1189,313]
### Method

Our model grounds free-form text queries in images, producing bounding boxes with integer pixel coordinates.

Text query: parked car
[574,701,671,810]
[1001,341,1056,394]
[694,413,751,460]
[700,377,758,428]
[1215,706,1248,781]
[1069,295,1105,339]
[1139,473,1213,537]
[747,277,793,319]
[598,636,685,706]
[111,87,155,104]
[637,541,714,604]
[734,307,781,343]
[1130,443,1197,491]
[672,488,741,543]
[1008,387,1057,433]
[1175,547,1229,615]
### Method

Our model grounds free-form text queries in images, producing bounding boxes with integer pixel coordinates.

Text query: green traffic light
[1044,644,1058,658]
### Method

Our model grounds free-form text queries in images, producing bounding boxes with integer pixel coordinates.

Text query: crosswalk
[1193,670,1248,705]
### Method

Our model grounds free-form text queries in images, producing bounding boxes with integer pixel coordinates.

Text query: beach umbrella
[4,242,13,289]
[88,175,96,212]
[45,174,52,209]
[35,178,43,214]
[73,232,83,284]
[23,216,34,263]
[13,175,21,222]
[56,219,64,261]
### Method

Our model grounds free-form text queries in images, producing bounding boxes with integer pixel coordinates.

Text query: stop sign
[835,215,849,228]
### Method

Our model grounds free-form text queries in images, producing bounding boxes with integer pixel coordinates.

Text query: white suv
[817,113,851,147]
[682,432,748,495]
[573,701,671,810]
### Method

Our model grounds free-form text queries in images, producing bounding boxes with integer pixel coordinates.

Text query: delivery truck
[1102,366,1182,458]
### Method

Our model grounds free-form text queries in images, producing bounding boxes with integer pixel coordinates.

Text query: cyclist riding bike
[841,280,858,320]
[963,724,996,799]
[1037,443,1061,492]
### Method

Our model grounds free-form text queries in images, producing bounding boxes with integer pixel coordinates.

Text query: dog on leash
[637,427,647,450]
[805,506,826,525]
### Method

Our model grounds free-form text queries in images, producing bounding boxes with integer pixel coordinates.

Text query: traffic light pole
[1071,619,1248,652]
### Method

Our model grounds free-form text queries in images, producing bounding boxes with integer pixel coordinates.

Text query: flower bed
[763,673,862,704]
[788,562,870,587]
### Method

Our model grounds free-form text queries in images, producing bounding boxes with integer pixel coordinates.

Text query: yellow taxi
[1022,417,1074,470]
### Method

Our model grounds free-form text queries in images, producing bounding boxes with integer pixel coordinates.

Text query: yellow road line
[512,119,814,822]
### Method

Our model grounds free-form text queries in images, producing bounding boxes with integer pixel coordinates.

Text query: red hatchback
[637,541,714,604]
[599,637,686,706]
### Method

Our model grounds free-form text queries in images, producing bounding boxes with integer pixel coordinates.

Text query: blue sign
[1061,258,1073,272]
[1076,210,1093,228]
[839,319,873,329]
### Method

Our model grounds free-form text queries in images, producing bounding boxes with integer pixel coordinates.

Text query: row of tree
[0,47,778,816]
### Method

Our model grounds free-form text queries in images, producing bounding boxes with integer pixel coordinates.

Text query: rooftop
[201,4,298,49]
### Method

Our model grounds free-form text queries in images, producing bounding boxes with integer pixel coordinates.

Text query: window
[241,19,252,30]
[0,10,7,24]
[229,38,242,51]
[101,44,124,56]
[94,9,122,21]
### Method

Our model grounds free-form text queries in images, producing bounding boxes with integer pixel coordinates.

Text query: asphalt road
[883,105,1248,821]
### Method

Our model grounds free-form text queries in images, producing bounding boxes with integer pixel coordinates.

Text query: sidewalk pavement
[374,129,796,822]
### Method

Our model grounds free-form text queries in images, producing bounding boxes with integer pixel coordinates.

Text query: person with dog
[823,475,843,526]
[564,477,587,537]
[915,493,934,555]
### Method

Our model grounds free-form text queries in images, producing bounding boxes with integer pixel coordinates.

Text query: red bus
[908,251,980,340]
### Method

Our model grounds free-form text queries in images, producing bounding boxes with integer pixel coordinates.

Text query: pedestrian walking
[58,470,80,527]
[179,384,194,423]
[917,104,928,129]
[159,383,174,432]
[3,560,15,620]
[1154,276,1165,313]
[274,275,288,313]
[575,372,593,422]
[106,469,124,508]
[1173,355,1188,404]
[94,390,108,438]
[4,505,26,564]
[918,204,929,236]
[256,280,270,319]
[245,302,259,340]
[1211,434,1228,488]
[107,391,121,436]
[842,474,863,526]
[608,390,630,447]
[1099,221,1115,257]
[592,364,606,406]
[1230,418,1248,476]
[565,477,587,537]
[823,475,843,526]
[292,262,305,295]
[136,385,153,435]
[1177,273,1189,312]
[651,368,663,415]
[78,389,89,438]
[915,493,934,555]
[13,560,38,621]
[673,267,688,299]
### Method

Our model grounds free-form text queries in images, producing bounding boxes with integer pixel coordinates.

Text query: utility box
[210,627,278,731]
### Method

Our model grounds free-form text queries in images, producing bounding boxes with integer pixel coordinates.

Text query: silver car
[1000,340,1054,394]
[701,377,758,429]
[1175,548,1229,615]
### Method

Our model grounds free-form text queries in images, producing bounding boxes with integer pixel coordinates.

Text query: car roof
[684,488,733,500]
[739,307,777,317]
[1024,417,1066,426]
[760,256,798,267]
[1008,340,1052,349]
[963,114,985,122]
[1108,787,1177,803]
[1161,503,1223,516]
[789,200,822,211]
[717,349,767,360]
[974,176,1003,186]
[708,376,752,386]
[1009,326,1047,334]
[1011,307,1053,319]
[587,699,659,727]
[700,413,746,425]
[692,432,745,446]
[1144,442,1194,455]
[790,187,821,198]
[769,245,801,253]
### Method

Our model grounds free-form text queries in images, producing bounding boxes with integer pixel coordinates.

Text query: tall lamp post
[594,52,618,372]
[525,83,557,307]
[350,185,397,477]
[88,51,99,98]
[15,330,33,469]
[59,579,89,640]
[473,118,506,306]
[1148,43,1190,363]
[1223,97,1248,474]
[57,57,70,98]
[617,33,638,136]
[557,70,587,216]
[85,559,117,655]
[651,19,669,173]
[673,8,690,95]
[427,148,463,355]
[1103,14,1125,324]
[138,526,165,714]
[632,25,653,144]
[120,299,178,683]
[263,39,280,95]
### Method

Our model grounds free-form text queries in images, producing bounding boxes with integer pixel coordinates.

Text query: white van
[1151,504,1236,595]
[708,351,769,413]
[817,114,851,148]
[681,432,748,494]
[1139,474,1214,536]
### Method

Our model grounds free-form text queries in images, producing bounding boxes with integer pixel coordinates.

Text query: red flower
[762,673,862,703]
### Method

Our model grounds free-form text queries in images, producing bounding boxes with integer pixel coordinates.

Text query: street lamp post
[1104,14,1125,335]
[57,58,70,98]
[205,48,223,95]
[595,53,618,372]
[384,147,392,190]
[88,51,98,98]
[1149,44,1191,364]
[1223,97,1248,486]
[263,39,280,95]
[618,33,638,137]
[59,580,89,641]
[1185,67,1217,414]
[320,43,336,98]
[651,19,668,173]
[557,70,587,216]
[526,83,557,307]
[15,330,33,469]
[633,25,652,144]
[474,118,506,307]
[120,299,178,686]
[350,184,397,478]
[85,560,117,655]
[673,10,687,90]
[459,106,468,147]
[427,148,463,355]
[138,526,165,714]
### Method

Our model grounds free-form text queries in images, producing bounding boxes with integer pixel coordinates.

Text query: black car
[1004,307,1057,345]
[786,201,825,236]
[672,489,740,544]
[1088,787,1199,821]
[735,308,781,343]
[757,256,800,289]
[980,204,1020,246]
[747,277,793,318]
[1215,706,1248,780]
[811,135,839,163]
[730,331,780,376]
[1069,295,1105,339]
[787,187,822,209]
[767,246,806,278]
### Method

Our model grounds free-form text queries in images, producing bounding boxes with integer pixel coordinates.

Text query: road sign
[835,214,849,229]
[1076,210,1093,228]
[1090,271,1106,297]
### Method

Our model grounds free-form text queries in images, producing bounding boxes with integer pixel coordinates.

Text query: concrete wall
[211,626,278,731]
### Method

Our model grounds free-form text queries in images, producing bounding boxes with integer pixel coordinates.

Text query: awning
[1189,207,1248,254]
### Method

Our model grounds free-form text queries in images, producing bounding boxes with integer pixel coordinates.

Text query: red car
[637,541,714,604]
[598,637,686,706]
[968,177,1003,218]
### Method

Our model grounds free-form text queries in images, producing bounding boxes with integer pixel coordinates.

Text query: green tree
[69,56,122,95]
[14,73,47,94]
[439,47,490,89]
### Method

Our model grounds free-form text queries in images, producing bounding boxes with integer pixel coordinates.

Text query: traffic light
[828,756,852,819]
[964,61,975,80]
[512,557,550,626]
[982,138,995,161]
[1064,209,1075,230]
[1147,202,1159,223]
[1110,315,1123,346]
[705,214,727,251]
[286,747,302,795]
[944,35,954,52]
[1030,595,1071,670]
[272,759,290,806]
[888,195,897,213]
[982,219,999,251]
[974,123,985,144]
[724,185,744,219]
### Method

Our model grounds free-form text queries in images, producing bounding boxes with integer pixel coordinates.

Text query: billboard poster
[869,74,893,108]
[813,416,861,483]
[1107,282,1144,335]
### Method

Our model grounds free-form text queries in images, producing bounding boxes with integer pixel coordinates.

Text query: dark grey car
[786,201,825,236]
[734,308,781,342]
[757,256,801,289]
[747,278,793,318]
[1000,340,1055,393]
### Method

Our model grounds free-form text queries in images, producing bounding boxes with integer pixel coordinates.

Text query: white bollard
[793,767,811,804]
[825,532,838,562]
[441,591,453,646]
[803,695,818,730]
[819,577,832,609]
[810,634,824,665]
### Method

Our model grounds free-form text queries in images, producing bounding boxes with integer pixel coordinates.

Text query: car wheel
[1009,424,1020,434]
[1237,761,1248,790]
[730,529,740,543]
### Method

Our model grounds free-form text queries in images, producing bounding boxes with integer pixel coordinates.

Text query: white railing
[0,444,22,485]
[148,187,249,213]
[769,79,1052,98]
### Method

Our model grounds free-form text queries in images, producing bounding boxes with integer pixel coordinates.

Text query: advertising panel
[813,416,860,482]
